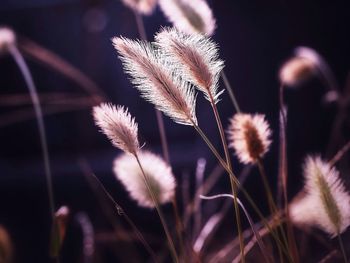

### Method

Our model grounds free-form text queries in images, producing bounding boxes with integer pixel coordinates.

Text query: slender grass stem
[279,83,299,262]
[337,233,348,263]
[220,70,241,113]
[329,140,350,167]
[134,153,179,263]
[257,159,289,263]
[190,121,292,260]
[86,168,158,262]
[209,96,245,262]
[9,45,58,261]
[171,198,188,261]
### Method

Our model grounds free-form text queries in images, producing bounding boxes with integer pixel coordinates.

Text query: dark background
[0,0,349,262]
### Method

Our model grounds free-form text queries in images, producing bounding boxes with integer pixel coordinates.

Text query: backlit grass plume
[290,156,350,237]
[113,151,176,208]
[279,57,317,87]
[113,37,197,126]
[93,103,140,154]
[0,27,15,54]
[158,0,216,36]
[227,113,272,164]
[155,27,224,103]
[121,0,157,15]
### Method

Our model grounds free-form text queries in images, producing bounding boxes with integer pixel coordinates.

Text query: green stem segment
[134,154,179,263]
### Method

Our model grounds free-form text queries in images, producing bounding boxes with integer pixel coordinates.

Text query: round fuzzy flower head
[113,151,176,208]
[290,156,350,237]
[279,57,316,87]
[0,27,15,54]
[93,103,139,154]
[227,113,272,164]
[158,0,216,36]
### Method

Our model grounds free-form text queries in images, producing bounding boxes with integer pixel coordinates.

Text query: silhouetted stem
[209,97,245,263]
[337,233,348,263]
[220,70,241,113]
[329,140,350,167]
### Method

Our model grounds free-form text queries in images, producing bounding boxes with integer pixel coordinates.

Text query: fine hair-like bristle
[0,27,15,53]
[227,113,272,164]
[290,156,350,237]
[93,103,140,154]
[158,0,216,36]
[121,0,157,15]
[279,57,316,86]
[113,151,176,208]
[113,36,197,126]
[155,27,224,103]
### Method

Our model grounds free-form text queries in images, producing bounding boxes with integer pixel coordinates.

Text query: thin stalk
[134,154,179,263]
[8,45,58,262]
[87,170,158,262]
[209,96,245,263]
[257,159,289,262]
[171,198,187,262]
[201,194,272,263]
[337,233,348,263]
[279,83,299,263]
[220,70,241,113]
[190,121,291,261]
[329,140,350,167]
[133,10,170,164]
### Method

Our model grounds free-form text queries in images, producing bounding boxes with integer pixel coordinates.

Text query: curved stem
[134,154,179,263]
[9,45,58,261]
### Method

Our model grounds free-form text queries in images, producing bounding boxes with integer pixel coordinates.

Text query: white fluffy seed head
[290,156,350,237]
[0,27,16,54]
[227,113,272,164]
[113,151,176,208]
[158,0,216,36]
[279,57,316,86]
[93,103,140,154]
[113,36,197,126]
[121,0,157,15]
[155,27,224,103]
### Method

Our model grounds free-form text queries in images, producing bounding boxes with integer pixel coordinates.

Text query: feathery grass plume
[155,27,224,103]
[290,156,350,236]
[0,27,15,54]
[227,113,272,164]
[121,0,157,15]
[113,151,176,208]
[93,103,140,154]
[279,57,317,87]
[158,0,216,36]
[113,37,197,126]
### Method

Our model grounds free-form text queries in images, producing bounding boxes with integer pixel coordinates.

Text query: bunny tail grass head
[113,36,197,126]
[227,113,272,164]
[93,103,140,154]
[290,156,350,237]
[113,151,176,208]
[121,0,157,15]
[158,0,216,36]
[155,27,224,103]
[0,27,15,54]
[279,57,317,87]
